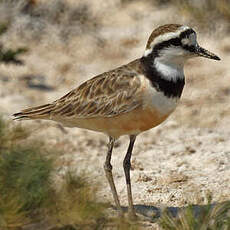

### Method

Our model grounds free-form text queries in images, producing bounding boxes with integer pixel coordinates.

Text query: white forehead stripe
[144,26,190,57]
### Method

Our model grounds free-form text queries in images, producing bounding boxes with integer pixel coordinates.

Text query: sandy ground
[0,1,229,229]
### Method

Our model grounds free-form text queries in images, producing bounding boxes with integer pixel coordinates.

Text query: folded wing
[13,66,143,120]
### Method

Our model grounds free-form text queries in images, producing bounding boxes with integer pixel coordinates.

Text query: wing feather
[51,67,143,118]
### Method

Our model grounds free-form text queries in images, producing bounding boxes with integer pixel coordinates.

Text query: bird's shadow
[111,201,230,223]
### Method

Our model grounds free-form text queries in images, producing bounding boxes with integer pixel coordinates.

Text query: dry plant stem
[123,135,137,219]
[104,136,123,216]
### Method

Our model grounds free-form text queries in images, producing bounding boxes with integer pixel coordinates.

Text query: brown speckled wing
[51,66,143,118]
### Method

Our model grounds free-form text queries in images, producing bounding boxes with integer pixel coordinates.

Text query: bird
[13,24,220,219]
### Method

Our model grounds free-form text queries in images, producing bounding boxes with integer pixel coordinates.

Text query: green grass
[0,22,28,65]
[48,171,109,229]
[0,117,107,229]
[159,201,230,230]
[0,47,28,65]
[0,145,53,210]
[0,117,139,230]
[0,117,54,228]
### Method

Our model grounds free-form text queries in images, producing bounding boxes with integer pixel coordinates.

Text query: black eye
[183,44,196,52]
[170,38,181,46]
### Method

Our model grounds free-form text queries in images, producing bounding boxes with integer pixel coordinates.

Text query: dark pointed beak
[195,45,221,61]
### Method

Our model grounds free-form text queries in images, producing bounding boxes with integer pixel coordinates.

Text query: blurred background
[0,0,229,125]
[0,0,229,229]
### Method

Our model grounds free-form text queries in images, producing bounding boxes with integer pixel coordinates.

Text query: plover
[13,24,220,219]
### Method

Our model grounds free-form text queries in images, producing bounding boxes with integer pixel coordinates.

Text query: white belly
[149,89,179,115]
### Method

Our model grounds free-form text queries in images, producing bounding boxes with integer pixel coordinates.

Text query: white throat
[154,55,185,82]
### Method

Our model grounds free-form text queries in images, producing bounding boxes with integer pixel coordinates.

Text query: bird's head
[144,24,220,66]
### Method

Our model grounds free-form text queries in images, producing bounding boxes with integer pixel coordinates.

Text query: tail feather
[13,103,55,120]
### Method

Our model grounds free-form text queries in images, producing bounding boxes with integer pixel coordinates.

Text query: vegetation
[159,201,230,230]
[0,46,27,65]
[0,22,27,65]
[0,117,140,230]
[0,117,51,229]
[0,117,105,229]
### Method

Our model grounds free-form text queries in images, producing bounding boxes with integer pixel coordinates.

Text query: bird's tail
[13,103,55,120]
